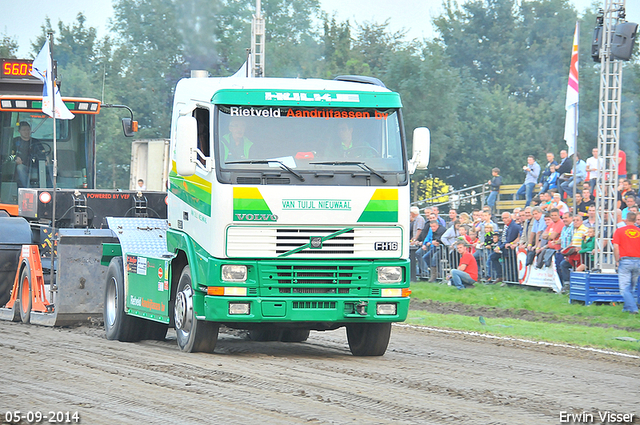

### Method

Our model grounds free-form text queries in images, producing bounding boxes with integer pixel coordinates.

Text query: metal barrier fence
[411,183,487,211]
[410,246,597,285]
[411,245,521,284]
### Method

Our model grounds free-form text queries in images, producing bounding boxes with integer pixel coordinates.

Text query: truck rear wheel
[280,329,310,342]
[104,256,144,342]
[143,320,168,341]
[18,263,32,324]
[174,266,219,353]
[346,323,392,356]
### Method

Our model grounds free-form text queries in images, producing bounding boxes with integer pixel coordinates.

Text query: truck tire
[174,266,219,353]
[104,256,144,342]
[346,323,392,356]
[18,263,32,324]
[143,320,168,341]
[280,329,310,342]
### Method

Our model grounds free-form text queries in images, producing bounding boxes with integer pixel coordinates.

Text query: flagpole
[49,31,58,295]
[572,22,579,215]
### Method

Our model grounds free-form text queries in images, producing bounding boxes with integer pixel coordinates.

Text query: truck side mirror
[175,116,198,176]
[408,127,430,174]
[122,118,139,137]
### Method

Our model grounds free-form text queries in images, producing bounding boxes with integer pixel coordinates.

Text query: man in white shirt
[585,148,601,195]
[410,206,425,245]
[551,192,569,216]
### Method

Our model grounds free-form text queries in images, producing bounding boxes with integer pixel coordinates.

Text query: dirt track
[1,320,638,425]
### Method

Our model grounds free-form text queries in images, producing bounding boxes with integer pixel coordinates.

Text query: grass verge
[407,281,640,354]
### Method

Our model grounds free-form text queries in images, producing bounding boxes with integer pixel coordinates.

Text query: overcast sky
[0,0,637,58]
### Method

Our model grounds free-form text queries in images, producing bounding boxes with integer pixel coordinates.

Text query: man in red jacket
[450,241,478,290]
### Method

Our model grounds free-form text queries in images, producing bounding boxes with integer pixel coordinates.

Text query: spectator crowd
[409,147,640,313]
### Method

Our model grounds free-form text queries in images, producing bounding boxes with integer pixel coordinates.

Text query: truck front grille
[259,263,370,297]
[227,226,402,259]
[273,265,356,285]
[275,228,355,255]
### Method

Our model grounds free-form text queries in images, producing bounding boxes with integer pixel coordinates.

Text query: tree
[321,16,360,78]
[353,20,406,75]
[262,0,323,77]
[434,0,578,102]
[175,0,225,73]
[0,32,18,58]
[111,0,184,136]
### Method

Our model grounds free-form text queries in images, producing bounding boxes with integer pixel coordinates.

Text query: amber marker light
[207,286,247,296]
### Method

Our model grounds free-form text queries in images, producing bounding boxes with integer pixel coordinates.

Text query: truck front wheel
[174,265,219,353]
[346,323,392,356]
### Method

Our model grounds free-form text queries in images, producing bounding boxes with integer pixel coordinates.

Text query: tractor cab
[0,98,99,214]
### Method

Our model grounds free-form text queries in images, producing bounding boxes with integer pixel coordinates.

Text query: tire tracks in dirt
[1,321,638,425]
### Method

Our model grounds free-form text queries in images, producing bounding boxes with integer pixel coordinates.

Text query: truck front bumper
[198,295,410,323]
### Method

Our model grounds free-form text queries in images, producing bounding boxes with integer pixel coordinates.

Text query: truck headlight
[376,303,397,315]
[222,265,247,282]
[377,266,402,283]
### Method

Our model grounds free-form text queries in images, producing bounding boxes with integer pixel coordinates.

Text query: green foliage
[5,0,639,188]
[0,32,18,58]
[434,0,577,102]
[416,175,450,203]
[410,281,640,328]
[353,20,406,75]
[406,311,640,353]
[262,0,323,78]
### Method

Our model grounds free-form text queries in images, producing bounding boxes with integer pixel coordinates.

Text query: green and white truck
[102,73,430,356]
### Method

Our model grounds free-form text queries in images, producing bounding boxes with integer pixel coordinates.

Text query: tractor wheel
[174,266,219,353]
[18,262,32,324]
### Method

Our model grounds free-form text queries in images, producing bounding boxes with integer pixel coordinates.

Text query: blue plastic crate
[569,271,640,305]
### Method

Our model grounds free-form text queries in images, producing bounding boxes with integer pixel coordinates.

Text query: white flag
[31,41,74,120]
[563,22,579,156]
[231,53,251,78]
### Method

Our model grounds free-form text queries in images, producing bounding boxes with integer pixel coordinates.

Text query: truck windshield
[0,111,94,205]
[215,105,406,185]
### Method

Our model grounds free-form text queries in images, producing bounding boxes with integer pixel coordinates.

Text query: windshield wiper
[226,160,305,181]
[310,161,387,183]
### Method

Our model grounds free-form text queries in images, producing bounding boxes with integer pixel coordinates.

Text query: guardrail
[411,244,528,285]
[411,183,487,210]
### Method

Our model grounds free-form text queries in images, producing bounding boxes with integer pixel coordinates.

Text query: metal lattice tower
[251,0,266,77]
[594,0,626,271]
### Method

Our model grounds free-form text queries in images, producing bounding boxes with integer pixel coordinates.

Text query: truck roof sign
[211,88,402,108]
